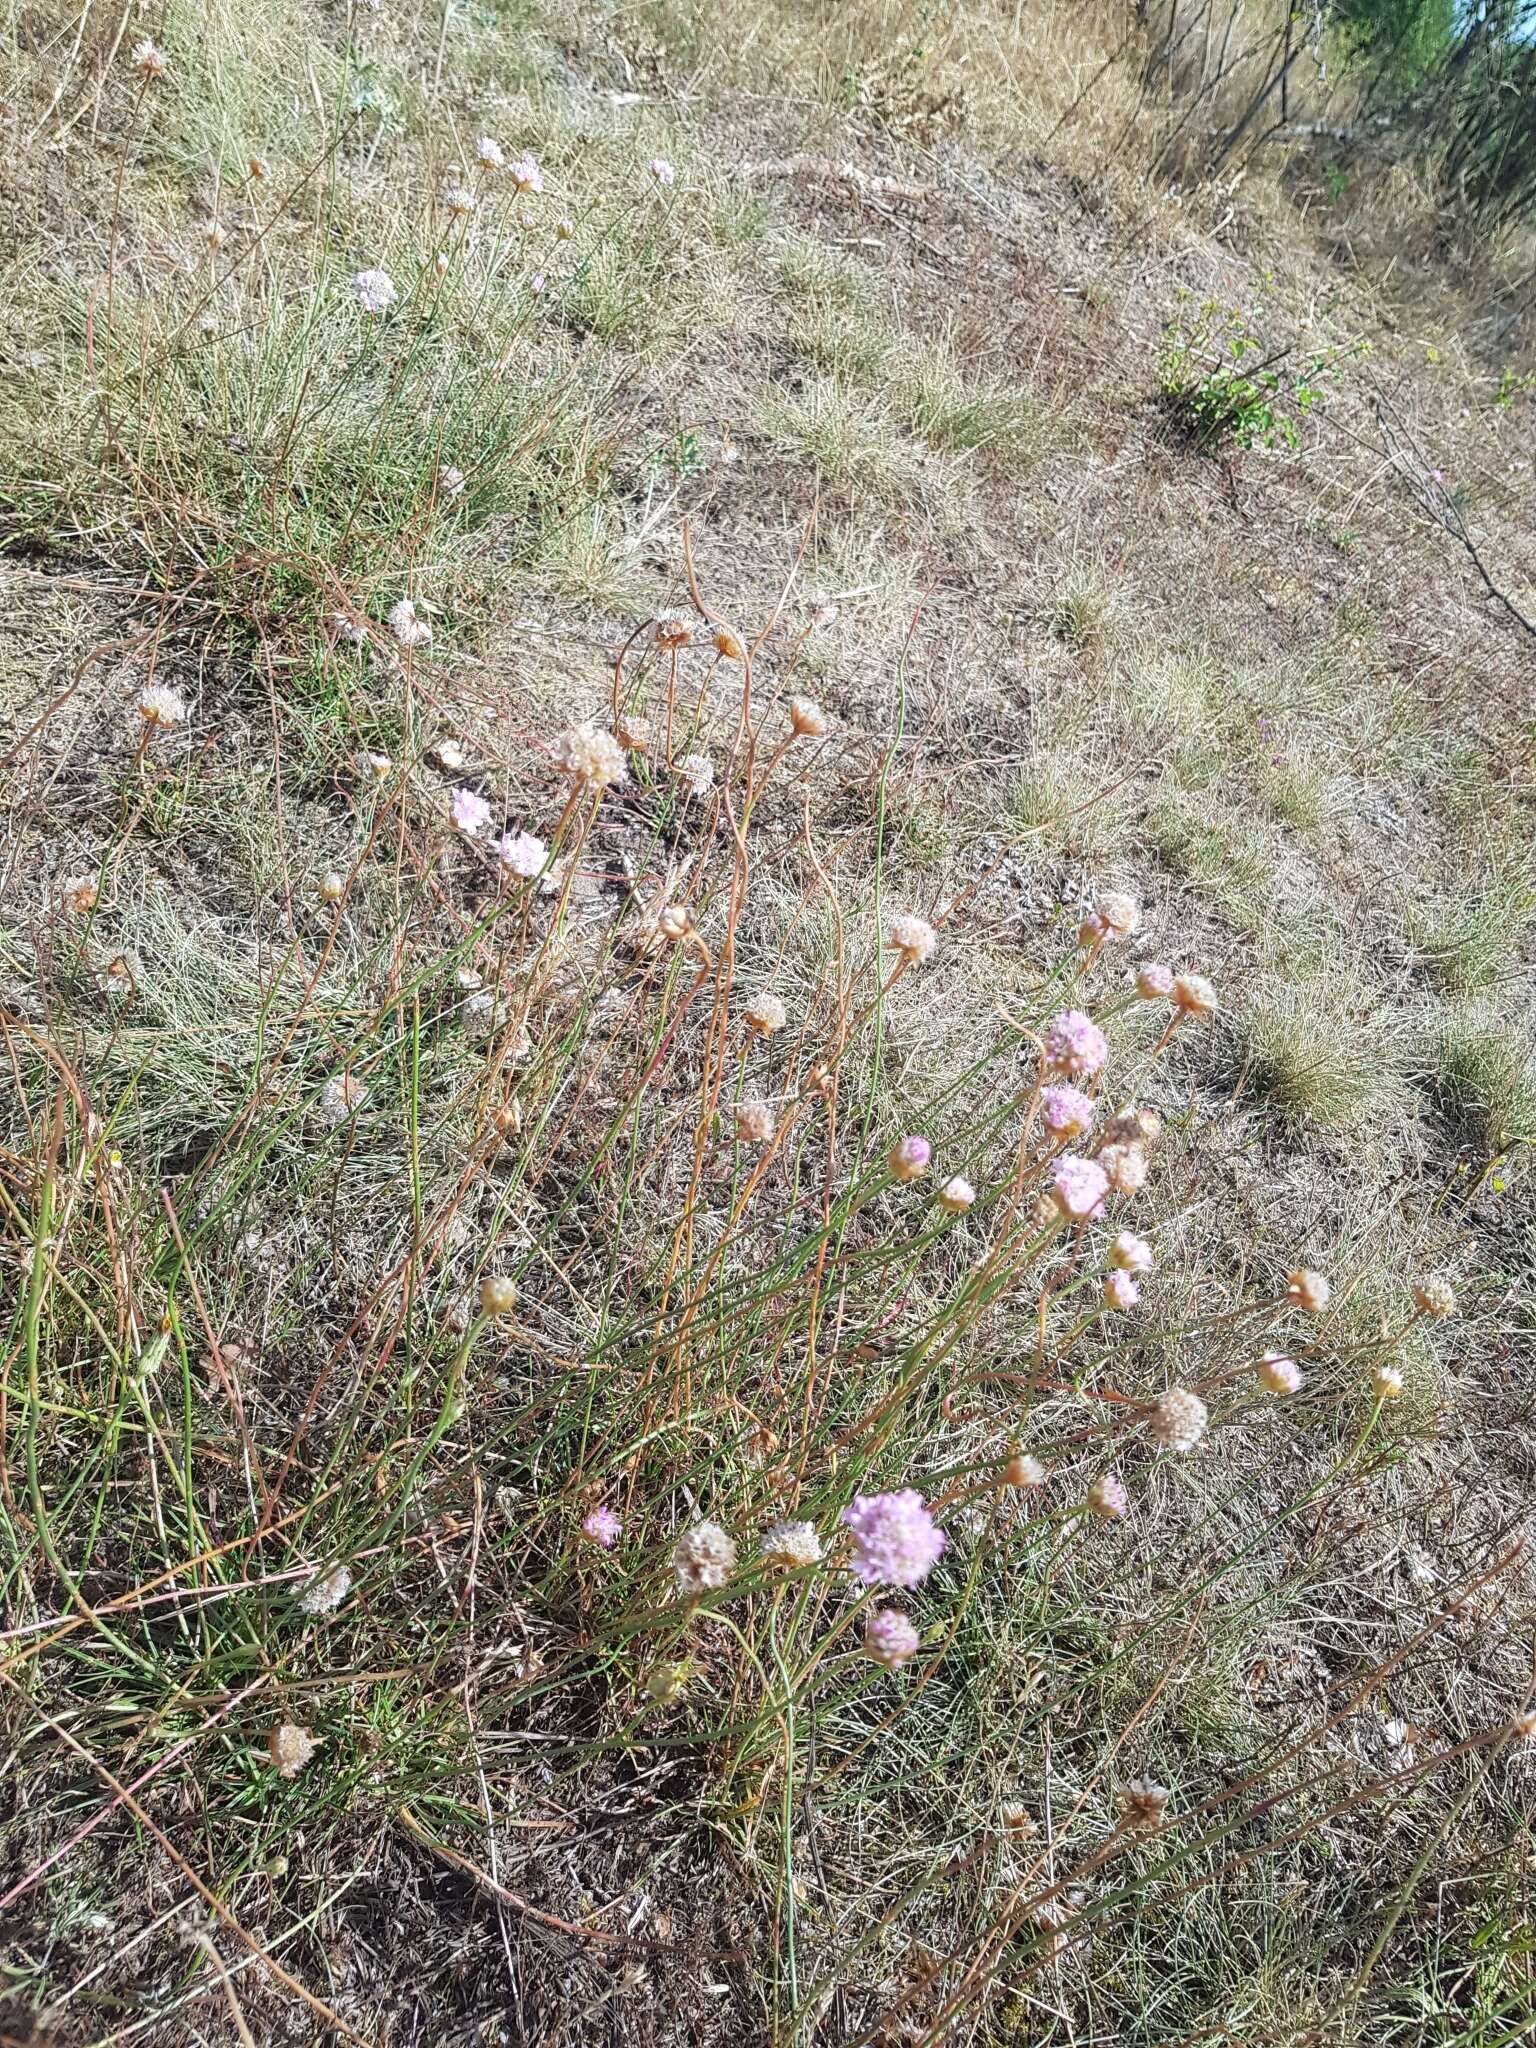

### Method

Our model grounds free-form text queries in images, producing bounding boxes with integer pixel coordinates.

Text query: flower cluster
[842,1491,946,1588]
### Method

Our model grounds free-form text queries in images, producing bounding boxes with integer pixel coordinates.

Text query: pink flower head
[1050,1155,1108,1221]
[648,156,676,186]
[581,1505,622,1548]
[1043,1009,1109,1078]
[865,1608,920,1670]
[889,1134,932,1183]
[1087,1472,1129,1521]
[1103,1270,1140,1311]
[1136,962,1176,1001]
[497,828,546,878]
[509,152,543,193]
[450,786,492,836]
[842,1490,946,1588]
[1040,1084,1096,1139]
[1111,1231,1154,1274]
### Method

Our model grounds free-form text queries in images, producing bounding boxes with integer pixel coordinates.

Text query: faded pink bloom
[1103,1270,1140,1311]
[1050,1155,1108,1221]
[1041,1084,1096,1139]
[1257,1351,1303,1395]
[450,787,491,836]
[889,1134,932,1183]
[497,829,546,878]
[1111,1231,1154,1274]
[865,1608,920,1670]
[842,1490,946,1588]
[582,1505,622,1548]
[1043,1009,1109,1078]
[1136,962,1176,1000]
[509,152,543,193]
[1086,1472,1129,1521]
[648,157,676,186]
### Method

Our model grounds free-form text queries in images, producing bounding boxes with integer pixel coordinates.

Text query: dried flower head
[648,156,676,186]
[450,786,491,836]
[675,752,714,798]
[1372,1362,1404,1401]
[937,1175,976,1215]
[1004,1452,1046,1488]
[203,221,227,255]
[135,684,187,730]
[653,608,693,648]
[806,590,839,628]
[1103,1270,1140,1311]
[615,711,652,753]
[553,726,628,789]
[132,39,167,78]
[657,904,691,942]
[842,1490,946,1587]
[497,829,546,879]
[361,750,391,781]
[436,463,466,500]
[509,152,543,193]
[267,1722,318,1779]
[318,870,345,904]
[888,913,936,966]
[430,738,466,771]
[761,1520,822,1570]
[248,155,271,181]
[479,1274,518,1317]
[1135,962,1176,1000]
[673,1520,737,1597]
[1287,1269,1331,1314]
[734,1102,774,1145]
[443,183,476,216]
[1043,1009,1109,1079]
[744,990,787,1036]
[889,1134,932,1183]
[555,216,575,240]
[1111,1231,1154,1274]
[1041,1084,1096,1139]
[1150,1387,1208,1453]
[387,597,431,647]
[712,624,744,659]
[1098,1141,1148,1197]
[298,1565,351,1617]
[1172,972,1217,1017]
[865,1608,920,1670]
[1000,1798,1037,1836]
[474,135,505,169]
[1257,1350,1303,1395]
[1086,1471,1129,1521]
[351,267,398,315]
[1096,892,1140,939]
[318,1073,366,1124]
[645,1661,688,1704]
[1512,1709,1536,1742]
[1412,1276,1456,1320]
[1050,1155,1108,1222]
[582,1505,622,1549]
[63,876,99,915]
[1120,1777,1170,1830]
[787,695,828,738]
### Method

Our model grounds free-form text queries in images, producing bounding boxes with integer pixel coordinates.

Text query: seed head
[1136,962,1176,1000]
[1372,1362,1404,1401]
[1287,1268,1331,1314]
[132,39,167,78]
[63,876,99,915]
[1000,1799,1037,1836]
[1150,1386,1208,1453]
[657,904,691,942]
[318,1073,366,1124]
[267,1722,318,1780]
[1041,1084,1096,1139]
[1120,1777,1169,1830]
[555,216,575,240]
[675,752,714,798]
[761,1520,822,1570]
[1257,1350,1303,1395]
[1003,1453,1046,1488]
[864,1608,920,1670]
[553,726,628,789]
[1412,1276,1455,1320]
[298,1565,351,1617]
[734,1102,774,1145]
[1098,1141,1148,1196]
[203,221,227,255]
[1111,1231,1154,1274]
[1103,1270,1140,1311]
[318,870,345,904]
[615,711,652,753]
[712,625,745,659]
[744,990,787,1036]
[787,695,828,738]
[653,608,693,648]
[937,1175,975,1214]
[479,1274,519,1317]
[581,1505,622,1549]
[888,913,936,966]
[248,154,270,181]
[1096,892,1140,939]
[443,183,476,216]
[474,135,505,169]
[1086,1471,1129,1521]
[135,684,187,730]
[889,1134,932,1183]
[842,1490,946,1587]
[1172,972,1217,1017]
[1512,1709,1536,1742]
[1050,1155,1108,1222]
[673,1520,737,1597]
[1043,1009,1109,1079]
[350,267,398,315]
[387,597,431,647]
[509,152,543,193]
[806,590,839,628]
[436,463,466,500]
[648,157,676,186]
[450,786,491,836]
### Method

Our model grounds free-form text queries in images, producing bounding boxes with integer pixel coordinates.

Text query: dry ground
[2,2,1535,2044]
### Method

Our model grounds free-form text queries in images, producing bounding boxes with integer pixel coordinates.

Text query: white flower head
[350,267,398,315]
[498,829,547,879]
[387,598,432,647]
[474,136,505,169]
[648,156,676,186]
[675,752,713,798]
[509,153,543,193]
[298,1564,352,1616]
[135,684,187,730]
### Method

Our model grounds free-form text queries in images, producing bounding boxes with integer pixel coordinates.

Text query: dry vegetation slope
[2,1,1536,2044]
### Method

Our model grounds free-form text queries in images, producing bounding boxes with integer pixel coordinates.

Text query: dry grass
[3,2,1535,2044]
